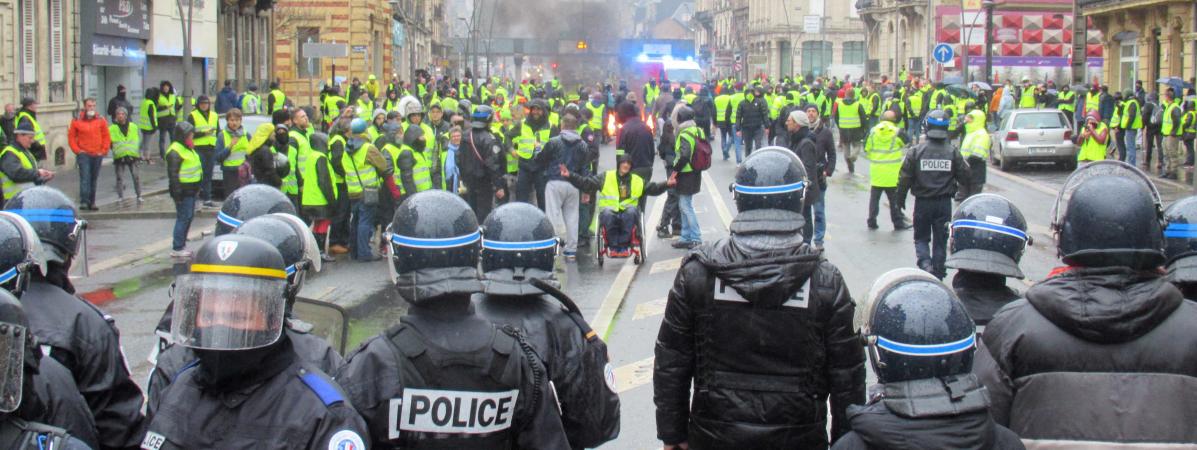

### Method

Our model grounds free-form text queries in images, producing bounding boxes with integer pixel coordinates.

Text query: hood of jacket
[558,129,581,143]
[1026,266,1182,343]
[402,123,425,148]
[847,375,997,450]
[693,209,817,307]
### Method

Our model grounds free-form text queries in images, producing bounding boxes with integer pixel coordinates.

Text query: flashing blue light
[686,56,694,62]
[636,53,649,63]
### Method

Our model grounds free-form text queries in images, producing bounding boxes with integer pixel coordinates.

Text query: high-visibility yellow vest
[300,151,338,207]
[240,92,261,115]
[864,121,905,188]
[585,103,605,130]
[930,89,950,110]
[356,99,374,123]
[645,84,660,105]
[729,93,744,123]
[907,91,924,118]
[157,93,177,118]
[835,98,862,129]
[166,142,202,184]
[221,129,249,168]
[269,89,286,113]
[515,123,552,160]
[865,92,881,117]
[323,95,345,125]
[548,112,560,129]
[1162,102,1183,136]
[367,125,383,144]
[1078,122,1108,161]
[327,134,347,184]
[1110,102,1123,128]
[1182,109,1197,134]
[1121,98,1143,129]
[13,112,44,146]
[1085,91,1101,115]
[597,170,642,214]
[673,127,704,173]
[389,143,433,194]
[0,145,36,199]
[138,99,157,131]
[713,95,730,123]
[190,110,219,147]
[946,106,961,133]
[343,141,381,196]
[109,124,140,159]
[283,130,311,195]
[960,129,991,161]
[1057,91,1076,113]
[1019,88,1037,108]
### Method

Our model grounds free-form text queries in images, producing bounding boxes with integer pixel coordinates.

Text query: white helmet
[398,95,423,118]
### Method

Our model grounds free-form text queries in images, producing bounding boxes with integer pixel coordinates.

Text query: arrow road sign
[933,43,954,64]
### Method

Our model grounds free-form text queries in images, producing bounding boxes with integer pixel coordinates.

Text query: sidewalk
[42,156,222,219]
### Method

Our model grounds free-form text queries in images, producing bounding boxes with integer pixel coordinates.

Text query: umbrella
[1158,77,1194,93]
[946,84,972,98]
[968,81,993,91]
[942,75,965,85]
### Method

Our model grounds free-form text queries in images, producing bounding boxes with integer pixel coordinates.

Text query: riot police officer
[213,184,297,235]
[473,202,620,448]
[141,235,368,449]
[4,187,145,449]
[458,106,508,222]
[654,147,864,449]
[897,109,970,279]
[0,212,97,448]
[147,212,343,416]
[0,288,90,450]
[945,194,1029,326]
[336,190,568,448]
[832,269,1024,450]
[976,161,1197,446]
[1162,195,1197,299]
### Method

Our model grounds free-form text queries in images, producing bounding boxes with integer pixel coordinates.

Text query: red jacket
[68,113,112,157]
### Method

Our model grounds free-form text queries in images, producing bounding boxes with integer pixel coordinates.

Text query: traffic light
[576,40,588,50]
[551,62,559,70]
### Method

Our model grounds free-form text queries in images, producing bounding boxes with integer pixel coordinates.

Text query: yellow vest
[0,145,36,199]
[1057,91,1076,112]
[593,170,644,231]
[836,99,862,129]
[166,142,201,184]
[389,143,433,194]
[301,151,338,207]
[515,123,551,160]
[1162,102,1183,136]
[269,89,287,113]
[138,99,157,131]
[283,130,310,195]
[673,127,704,173]
[864,122,904,187]
[713,95,730,123]
[190,110,219,147]
[221,129,249,167]
[1019,88,1037,108]
[1121,99,1143,129]
[1078,122,1108,161]
[323,95,345,125]
[157,93,177,118]
[343,141,381,196]
[13,112,44,146]
[585,103,605,130]
[1085,91,1101,115]
[109,124,140,159]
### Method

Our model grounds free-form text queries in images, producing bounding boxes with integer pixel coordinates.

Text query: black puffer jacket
[832,375,1024,450]
[976,266,1197,447]
[736,95,770,130]
[951,271,1020,327]
[654,209,865,448]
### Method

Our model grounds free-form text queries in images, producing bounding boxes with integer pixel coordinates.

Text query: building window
[808,0,824,16]
[47,0,66,102]
[296,27,321,79]
[18,0,36,99]
[802,40,832,77]
[843,41,865,65]
[1119,41,1138,92]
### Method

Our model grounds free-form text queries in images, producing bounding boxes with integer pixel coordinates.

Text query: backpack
[1150,102,1163,126]
[690,132,713,171]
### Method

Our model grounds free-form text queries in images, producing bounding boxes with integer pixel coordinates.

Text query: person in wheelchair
[561,156,672,257]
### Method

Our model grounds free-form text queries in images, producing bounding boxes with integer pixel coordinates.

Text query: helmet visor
[0,322,24,413]
[1051,160,1161,230]
[171,273,287,350]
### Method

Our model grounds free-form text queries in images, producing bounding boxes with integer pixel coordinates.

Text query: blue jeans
[76,153,103,207]
[351,200,377,260]
[1124,128,1139,167]
[907,120,923,144]
[733,124,744,162]
[196,146,215,201]
[813,191,827,244]
[678,194,701,243]
[719,124,733,159]
[173,195,196,251]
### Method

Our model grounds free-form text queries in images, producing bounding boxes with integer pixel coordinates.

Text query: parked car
[990,109,1077,171]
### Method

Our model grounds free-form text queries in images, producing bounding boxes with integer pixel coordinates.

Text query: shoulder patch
[300,371,345,406]
[327,429,365,450]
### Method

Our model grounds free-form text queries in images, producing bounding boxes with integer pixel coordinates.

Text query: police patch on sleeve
[388,388,520,439]
[604,362,617,393]
[328,429,365,450]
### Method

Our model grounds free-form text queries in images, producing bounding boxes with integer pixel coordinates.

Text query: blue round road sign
[933,43,954,64]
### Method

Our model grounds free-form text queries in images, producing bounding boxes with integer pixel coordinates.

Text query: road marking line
[633,298,668,320]
[988,167,1058,196]
[613,356,655,393]
[650,258,682,275]
[702,171,735,228]
[589,195,666,340]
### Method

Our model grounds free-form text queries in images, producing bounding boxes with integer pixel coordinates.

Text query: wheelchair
[595,206,647,266]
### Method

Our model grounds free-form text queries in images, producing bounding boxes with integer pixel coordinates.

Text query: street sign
[303,43,349,58]
[933,43,954,64]
[352,45,367,54]
[803,15,821,34]
[734,63,742,72]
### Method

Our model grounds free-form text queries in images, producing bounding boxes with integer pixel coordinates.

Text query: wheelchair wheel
[595,231,605,267]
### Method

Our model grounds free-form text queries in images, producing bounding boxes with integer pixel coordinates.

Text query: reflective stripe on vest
[1121,99,1143,129]
[190,110,218,147]
[596,170,643,214]
[836,99,862,129]
[1057,91,1076,112]
[138,100,157,131]
[240,93,261,114]
[674,128,704,173]
[167,142,202,183]
[515,124,551,160]
[391,144,433,194]
[1019,89,1036,108]
[586,103,604,130]
[1079,122,1108,161]
[1162,103,1183,136]
[0,146,35,199]
[960,129,990,160]
[864,122,904,187]
[109,124,140,159]
[157,94,177,118]
[343,143,381,195]
[301,152,338,207]
[1085,91,1101,114]
[222,129,249,167]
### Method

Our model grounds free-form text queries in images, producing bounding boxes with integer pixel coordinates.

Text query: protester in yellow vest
[863,111,910,230]
[834,91,867,174]
[267,81,287,114]
[301,132,339,260]
[1160,89,1186,180]
[1057,85,1077,129]
[1018,78,1038,108]
[157,81,179,159]
[109,107,142,201]
[958,109,991,200]
[392,123,436,196]
[218,108,250,195]
[1182,99,1197,168]
[559,156,670,255]
[284,109,314,205]
[166,122,201,257]
[1085,88,1102,118]
[343,118,390,261]
[1077,112,1109,163]
[187,96,220,206]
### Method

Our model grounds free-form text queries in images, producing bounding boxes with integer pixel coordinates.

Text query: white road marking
[633,298,668,320]
[612,356,655,393]
[650,258,682,275]
[702,171,735,228]
[589,195,667,339]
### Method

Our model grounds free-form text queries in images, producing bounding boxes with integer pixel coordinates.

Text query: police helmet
[174,121,196,140]
[1162,195,1197,282]
[385,190,482,302]
[1051,161,1164,270]
[472,105,494,128]
[480,203,558,294]
[946,194,1029,279]
[732,146,808,213]
[5,187,85,266]
[234,213,321,304]
[403,98,424,118]
[0,289,32,413]
[923,109,951,140]
[172,235,288,351]
[216,184,296,236]
[863,268,976,383]
[0,212,42,296]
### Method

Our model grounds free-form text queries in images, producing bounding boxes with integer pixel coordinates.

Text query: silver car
[990,109,1078,171]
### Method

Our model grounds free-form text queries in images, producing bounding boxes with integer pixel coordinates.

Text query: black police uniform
[1162,195,1197,299]
[0,419,90,450]
[33,356,99,449]
[460,115,507,223]
[945,194,1030,326]
[336,190,569,449]
[897,115,969,279]
[473,203,620,449]
[654,148,865,449]
[834,269,1024,450]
